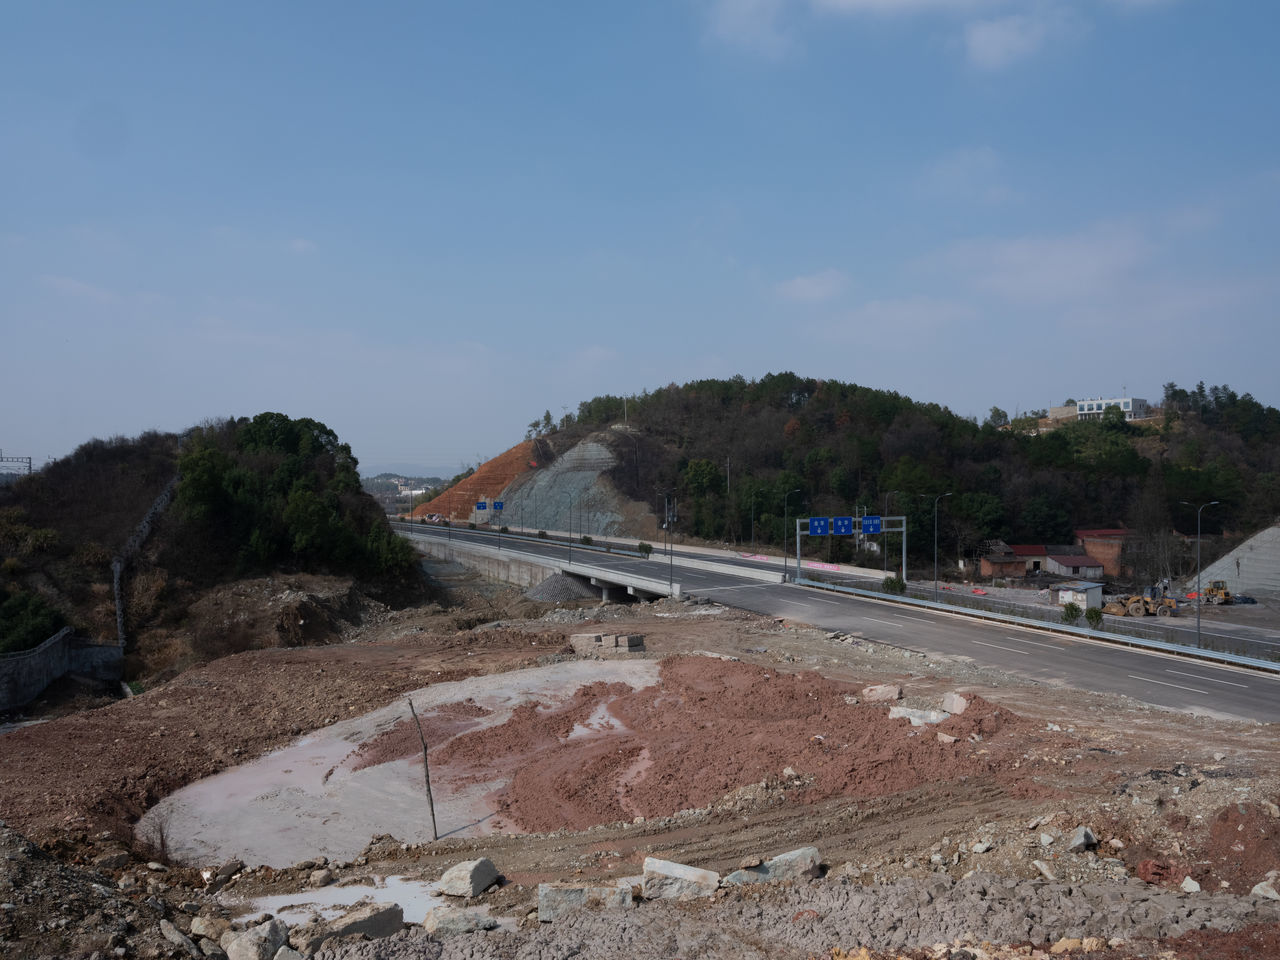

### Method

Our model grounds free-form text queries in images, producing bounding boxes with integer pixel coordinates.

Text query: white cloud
[938,221,1151,304]
[709,0,794,57]
[920,146,1016,203]
[963,12,1052,69]
[38,274,119,304]
[815,295,977,339]
[777,268,848,302]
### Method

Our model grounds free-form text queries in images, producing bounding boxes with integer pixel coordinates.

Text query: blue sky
[4,1,1278,476]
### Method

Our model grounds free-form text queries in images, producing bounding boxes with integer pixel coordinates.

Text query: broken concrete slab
[537,881,634,921]
[439,858,499,897]
[888,706,950,727]
[941,692,970,714]
[722,847,821,886]
[423,905,499,936]
[1066,825,1098,853]
[641,857,719,900]
[861,684,902,702]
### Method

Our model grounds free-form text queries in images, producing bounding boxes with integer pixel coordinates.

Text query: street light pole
[783,488,801,581]
[923,492,952,602]
[1181,499,1219,648]
[750,490,757,552]
[567,495,574,564]
[882,490,900,573]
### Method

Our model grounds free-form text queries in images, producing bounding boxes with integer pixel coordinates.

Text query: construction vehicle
[1203,580,1234,605]
[1102,582,1179,618]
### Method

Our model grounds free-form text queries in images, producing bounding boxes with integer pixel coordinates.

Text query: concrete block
[439,858,499,897]
[570,634,603,656]
[888,706,950,726]
[537,882,634,921]
[723,847,820,886]
[941,692,970,714]
[641,857,719,900]
[422,906,498,936]
[861,684,902,702]
[1066,825,1098,853]
[225,919,289,960]
[328,902,403,940]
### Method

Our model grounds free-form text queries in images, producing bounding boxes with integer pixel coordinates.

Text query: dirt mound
[390,657,1035,834]
[414,440,537,521]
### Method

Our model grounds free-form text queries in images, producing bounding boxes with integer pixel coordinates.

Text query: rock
[216,859,244,880]
[199,939,228,959]
[422,906,498,936]
[888,706,950,726]
[861,683,902,702]
[439,858,499,897]
[160,919,202,958]
[941,692,970,714]
[1251,880,1280,900]
[225,919,289,960]
[1181,876,1202,893]
[94,850,131,871]
[971,841,993,854]
[307,868,333,887]
[1033,859,1058,881]
[537,882,634,922]
[328,902,403,941]
[738,856,762,869]
[1066,826,1098,853]
[722,847,821,885]
[1050,938,1082,954]
[1213,752,1226,761]
[1040,833,1055,847]
[1108,838,1126,851]
[191,916,231,941]
[937,733,958,744]
[641,857,720,900]
[272,949,303,960]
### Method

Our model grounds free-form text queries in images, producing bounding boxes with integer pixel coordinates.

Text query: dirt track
[3,574,1280,959]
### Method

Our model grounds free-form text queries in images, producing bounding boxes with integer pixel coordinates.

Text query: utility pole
[1181,499,1219,649]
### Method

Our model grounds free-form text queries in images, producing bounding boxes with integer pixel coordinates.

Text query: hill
[488,375,1280,585]
[0,414,421,668]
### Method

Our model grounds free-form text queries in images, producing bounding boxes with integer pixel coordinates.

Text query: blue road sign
[833,516,854,536]
[861,515,882,534]
[808,517,829,536]
[475,502,487,511]
[493,501,504,511]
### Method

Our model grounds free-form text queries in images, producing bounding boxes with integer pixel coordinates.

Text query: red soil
[414,440,537,521]
[359,656,1033,835]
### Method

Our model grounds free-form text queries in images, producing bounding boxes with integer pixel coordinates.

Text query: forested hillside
[543,375,1280,581]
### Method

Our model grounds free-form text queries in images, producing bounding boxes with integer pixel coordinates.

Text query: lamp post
[922,492,952,602]
[567,495,574,564]
[783,488,801,581]
[1181,499,1219,648]
[882,490,900,573]
[750,490,758,552]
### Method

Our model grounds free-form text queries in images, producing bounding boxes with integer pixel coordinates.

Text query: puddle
[141,660,662,867]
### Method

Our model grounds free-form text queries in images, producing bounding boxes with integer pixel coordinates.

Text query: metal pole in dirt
[406,699,438,842]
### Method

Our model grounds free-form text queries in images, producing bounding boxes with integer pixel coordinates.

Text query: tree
[985,407,1010,428]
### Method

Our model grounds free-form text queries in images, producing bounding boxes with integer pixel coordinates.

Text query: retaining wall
[0,628,123,711]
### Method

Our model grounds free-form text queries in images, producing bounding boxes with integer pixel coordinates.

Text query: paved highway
[395,524,1280,723]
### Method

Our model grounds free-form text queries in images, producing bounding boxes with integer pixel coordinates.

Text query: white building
[1075,397,1150,421]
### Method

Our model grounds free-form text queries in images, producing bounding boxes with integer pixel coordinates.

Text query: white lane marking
[1009,637,1061,651]
[775,599,809,606]
[1166,669,1248,689]
[896,614,937,624]
[864,617,903,628]
[810,597,842,605]
[972,639,1029,656]
[1128,674,1208,695]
